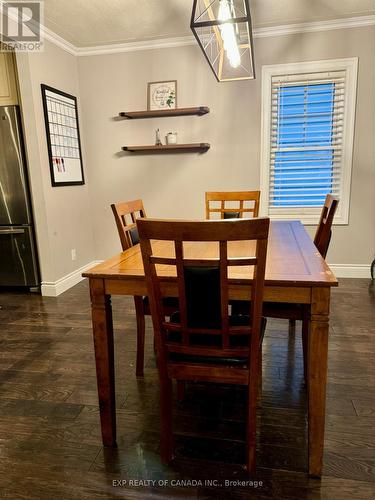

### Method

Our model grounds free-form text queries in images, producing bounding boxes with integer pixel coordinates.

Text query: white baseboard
[40,260,370,297]
[328,263,371,278]
[41,261,101,297]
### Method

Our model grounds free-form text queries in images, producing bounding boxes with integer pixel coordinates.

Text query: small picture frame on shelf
[147,80,177,110]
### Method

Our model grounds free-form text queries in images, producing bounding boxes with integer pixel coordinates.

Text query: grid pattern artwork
[47,94,79,160]
[41,84,84,186]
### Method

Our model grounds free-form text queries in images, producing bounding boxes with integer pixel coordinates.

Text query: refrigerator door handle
[0,228,25,235]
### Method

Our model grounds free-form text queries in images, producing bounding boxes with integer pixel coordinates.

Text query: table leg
[89,278,117,447]
[308,287,330,477]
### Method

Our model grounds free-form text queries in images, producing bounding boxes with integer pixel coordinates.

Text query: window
[260,59,358,224]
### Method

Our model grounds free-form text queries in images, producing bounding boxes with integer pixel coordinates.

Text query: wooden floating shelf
[119,107,209,119]
[122,143,210,154]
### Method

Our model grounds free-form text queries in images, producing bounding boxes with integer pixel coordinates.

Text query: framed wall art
[147,80,177,110]
[41,84,85,187]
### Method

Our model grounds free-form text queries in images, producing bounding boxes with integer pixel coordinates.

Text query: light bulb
[218,0,241,68]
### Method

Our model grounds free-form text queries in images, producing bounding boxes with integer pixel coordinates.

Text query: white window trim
[260,58,358,225]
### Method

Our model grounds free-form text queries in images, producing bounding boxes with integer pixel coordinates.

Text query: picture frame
[41,84,85,187]
[147,80,177,110]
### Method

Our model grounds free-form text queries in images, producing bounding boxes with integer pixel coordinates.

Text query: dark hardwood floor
[0,278,374,499]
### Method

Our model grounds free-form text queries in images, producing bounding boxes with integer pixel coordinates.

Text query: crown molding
[254,14,375,38]
[41,26,77,55]
[40,14,375,58]
[75,35,195,57]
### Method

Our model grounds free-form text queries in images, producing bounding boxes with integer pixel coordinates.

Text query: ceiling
[43,0,375,47]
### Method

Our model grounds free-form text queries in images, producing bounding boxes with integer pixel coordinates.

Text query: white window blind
[261,59,358,224]
[270,71,345,208]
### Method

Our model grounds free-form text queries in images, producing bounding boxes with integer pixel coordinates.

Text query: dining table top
[83,220,338,288]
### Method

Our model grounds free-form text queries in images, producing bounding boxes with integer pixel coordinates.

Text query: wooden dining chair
[111,199,146,251]
[234,194,339,380]
[111,199,177,377]
[205,191,260,220]
[138,217,270,473]
[313,194,339,259]
[269,194,339,374]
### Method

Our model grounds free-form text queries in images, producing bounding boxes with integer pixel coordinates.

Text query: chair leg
[177,381,186,401]
[133,296,145,377]
[302,310,309,384]
[246,349,259,475]
[289,319,296,332]
[246,384,257,474]
[257,347,262,407]
[160,376,174,463]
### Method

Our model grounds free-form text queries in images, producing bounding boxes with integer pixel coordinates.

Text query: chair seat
[168,314,266,366]
[142,296,179,310]
[231,300,304,320]
[224,211,240,219]
[263,302,303,320]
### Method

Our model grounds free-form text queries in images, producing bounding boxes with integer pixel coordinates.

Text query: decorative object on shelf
[41,84,85,186]
[190,0,255,82]
[122,143,210,154]
[119,107,209,119]
[155,128,163,146]
[166,132,178,145]
[148,80,177,110]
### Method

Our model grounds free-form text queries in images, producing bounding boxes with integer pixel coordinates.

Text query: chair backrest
[205,191,260,220]
[111,199,146,251]
[314,194,339,259]
[138,218,269,365]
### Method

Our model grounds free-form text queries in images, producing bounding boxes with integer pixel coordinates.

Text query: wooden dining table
[82,220,338,477]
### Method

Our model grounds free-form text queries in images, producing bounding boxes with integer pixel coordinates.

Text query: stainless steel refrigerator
[0,105,39,287]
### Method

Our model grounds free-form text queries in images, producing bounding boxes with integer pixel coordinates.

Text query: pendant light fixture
[191,0,255,82]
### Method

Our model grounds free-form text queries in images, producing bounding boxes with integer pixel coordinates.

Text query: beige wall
[77,25,375,267]
[16,40,95,285]
[14,25,375,287]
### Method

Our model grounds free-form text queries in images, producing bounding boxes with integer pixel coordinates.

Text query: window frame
[260,58,358,225]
